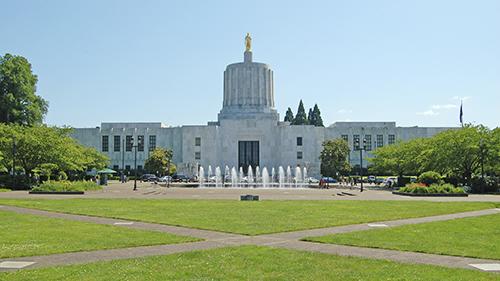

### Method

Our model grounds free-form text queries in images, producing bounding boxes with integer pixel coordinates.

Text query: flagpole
[459,100,463,127]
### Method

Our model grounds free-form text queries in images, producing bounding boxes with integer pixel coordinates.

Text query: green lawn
[305,213,500,260]
[1,246,497,281]
[0,198,497,235]
[0,188,11,192]
[0,210,198,258]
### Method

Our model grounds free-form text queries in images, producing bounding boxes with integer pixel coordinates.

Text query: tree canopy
[0,124,109,180]
[292,100,308,125]
[369,124,500,185]
[320,138,351,177]
[284,107,294,122]
[144,148,175,175]
[0,54,48,126]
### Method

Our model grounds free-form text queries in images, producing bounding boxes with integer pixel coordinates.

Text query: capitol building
[72,35,452,177]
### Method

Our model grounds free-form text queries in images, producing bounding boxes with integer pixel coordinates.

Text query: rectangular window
[376,135,384,148]
[138,135,144,151]
[341,135,348,143]
[296,137,303,146]
[125,165,131,170]
[365,135,372,151]
[113,136,121,152]
[353,134,360,150]
[149,135,156,151]
[101,136,109,152]
[388,134,396,145]
[137,165,143,171]
[113,165,119,170]
[195,137,201,146]
[126,135,133,151]
[297,151,303,159]
[195,151,201,160]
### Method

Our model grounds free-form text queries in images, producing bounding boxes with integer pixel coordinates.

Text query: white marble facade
[72,45,453,177]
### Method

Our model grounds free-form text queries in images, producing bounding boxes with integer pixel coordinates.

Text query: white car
[306,177,320,184]
[159,176,172,182]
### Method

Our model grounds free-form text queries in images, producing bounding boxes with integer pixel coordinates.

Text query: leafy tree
[369,138,431,177]
[417,171,443,186]
[292,100,308,125]
[0,54,48,126]
[144,148,173,176]
[0,124,108,183]
[312,104,324,127]
[284,107,294,122]
[427,124,497,185]
[320,138,351,177]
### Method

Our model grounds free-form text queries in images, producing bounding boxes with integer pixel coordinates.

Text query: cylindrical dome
[223,61,274,109]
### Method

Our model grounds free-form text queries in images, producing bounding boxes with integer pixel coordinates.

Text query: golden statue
[245,33,252,52]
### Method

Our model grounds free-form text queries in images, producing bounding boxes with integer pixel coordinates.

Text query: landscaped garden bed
[29,181,102,194]
[394,183,467,197]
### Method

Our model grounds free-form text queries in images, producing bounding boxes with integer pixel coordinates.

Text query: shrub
[400,183,464,194]
[31,181,101,192]
[57,171,68,181]
[417,171,443,186]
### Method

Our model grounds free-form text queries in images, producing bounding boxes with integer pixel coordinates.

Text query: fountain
[247,165,254,187]
[207,165,213,182]
[286,166,292,187]
[199,166,205,187]
[295,166,302,188]
[215,166,222,188]
[278,166,285,188]
[231,167,238,187]
[271,167,276,185]
[262,167,269,188]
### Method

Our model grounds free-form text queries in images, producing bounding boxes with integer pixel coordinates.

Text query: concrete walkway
[0,205,499,273]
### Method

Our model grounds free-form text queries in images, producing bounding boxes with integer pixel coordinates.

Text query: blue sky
[1,0,499,128]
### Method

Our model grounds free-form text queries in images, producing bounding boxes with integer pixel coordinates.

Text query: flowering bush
[399,183,464,194]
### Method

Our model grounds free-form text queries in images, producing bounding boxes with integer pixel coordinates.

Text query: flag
[459,100,463,126]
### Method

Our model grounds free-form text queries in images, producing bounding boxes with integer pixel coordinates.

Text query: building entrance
[238,141,259,174]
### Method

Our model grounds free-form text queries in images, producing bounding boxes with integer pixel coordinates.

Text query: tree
[0,124,109,183]
[320,138,351,177]
[284,107,294,122]
[427,124,498,185]
[307,108,314,125]
[0,54,48,126]
[144,148,173,176]
[292,100,308,125]
[312,104,324,127]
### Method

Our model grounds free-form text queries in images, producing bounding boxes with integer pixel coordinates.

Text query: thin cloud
[416,110,439,116]
[451,96,471,101]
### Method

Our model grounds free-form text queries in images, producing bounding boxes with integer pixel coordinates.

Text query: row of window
[342,134,396,151]
[113,165,143,171]
[102,135,156,152]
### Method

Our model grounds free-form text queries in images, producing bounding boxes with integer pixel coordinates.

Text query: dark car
[172,174,190,183]
[140,174,158,182]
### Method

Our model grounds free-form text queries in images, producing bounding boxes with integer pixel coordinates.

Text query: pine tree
[292,100,308,125]
[312,104,324,127]
[284,107,294,122]
[307,108,314,125]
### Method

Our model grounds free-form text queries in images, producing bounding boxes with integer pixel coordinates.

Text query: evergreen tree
[307,108,314,125]
[284,107,294,122]
[312,104,324,127]
[292,100,308,125]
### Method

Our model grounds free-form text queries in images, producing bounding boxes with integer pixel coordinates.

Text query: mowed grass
[0,188,11,192]
[0,210,198,258]
[0,199,497,235]
[1,246,498,281]
[305,213,500,260]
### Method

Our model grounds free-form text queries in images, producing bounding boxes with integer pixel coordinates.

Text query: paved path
[1,181,499,201]
[0,205,499,273]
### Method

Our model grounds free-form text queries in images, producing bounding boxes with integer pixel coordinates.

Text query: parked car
[306,177,319,184]
[321,177,337,183]
[367,175,376,183]
[375,178,384,184]
[172,174,190,182]
[159,176,172,182]
[383,177,397,187]
[140,174,158,182]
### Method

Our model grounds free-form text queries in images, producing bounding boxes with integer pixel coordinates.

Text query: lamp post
[121,138,125,182]
[12,136,16,189]
[130,137,142,191]
[479,138,486,193]
[354,138,367,192]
